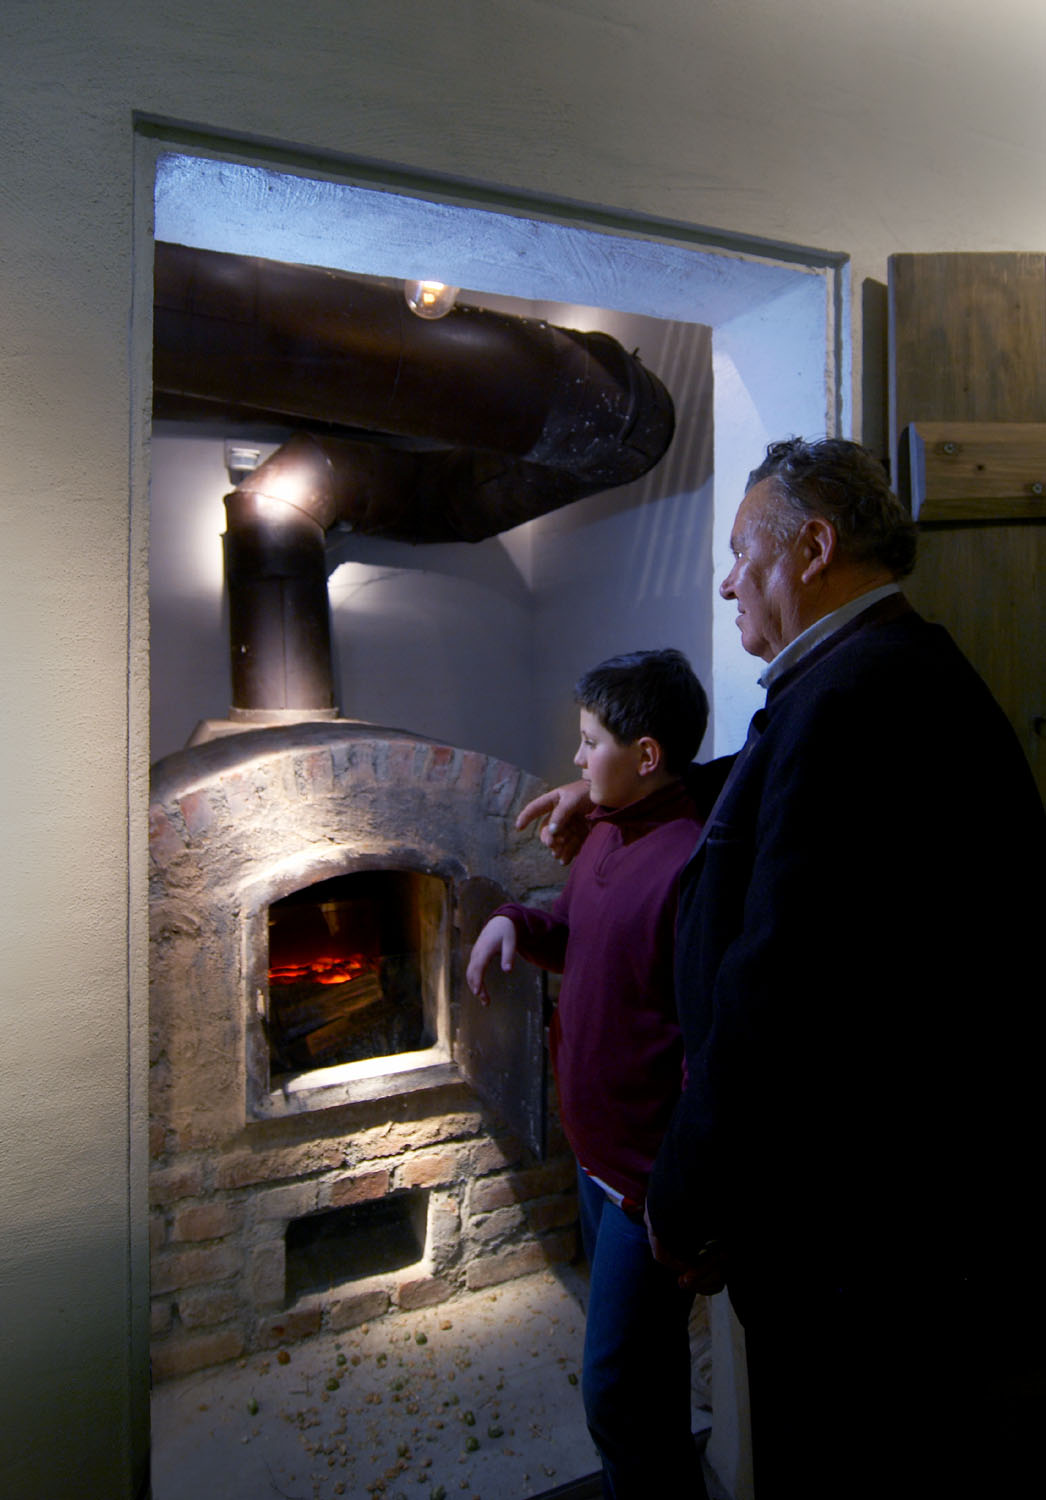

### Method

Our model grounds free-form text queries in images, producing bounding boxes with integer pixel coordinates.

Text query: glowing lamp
[404,279,459,319]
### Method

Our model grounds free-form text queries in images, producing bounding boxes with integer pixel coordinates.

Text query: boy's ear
[636,736,663,776]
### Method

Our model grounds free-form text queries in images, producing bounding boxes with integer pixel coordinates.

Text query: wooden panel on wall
[889,252,1046,464]
[889,252,1046,804]
[904,527,1044,796]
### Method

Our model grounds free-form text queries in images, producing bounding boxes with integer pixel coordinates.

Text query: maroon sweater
[496,779,702,1204]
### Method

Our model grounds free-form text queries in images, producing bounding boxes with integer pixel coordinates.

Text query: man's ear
[636,736,663,777]
[798,515,836,582]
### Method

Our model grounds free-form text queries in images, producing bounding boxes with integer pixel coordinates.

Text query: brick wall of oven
[148,724,574,1382]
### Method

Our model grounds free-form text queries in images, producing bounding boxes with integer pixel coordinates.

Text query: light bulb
[404,279,459,319]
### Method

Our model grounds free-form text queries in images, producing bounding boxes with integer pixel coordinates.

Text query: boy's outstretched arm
[465,915,518,1005]
[516,780,593,864]
[516,760,737,862]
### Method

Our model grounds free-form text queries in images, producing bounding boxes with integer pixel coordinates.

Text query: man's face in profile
[719,480,802,663]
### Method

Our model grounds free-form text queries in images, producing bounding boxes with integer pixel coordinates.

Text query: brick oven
[147,242,678,1380]
[148,722,577,1381]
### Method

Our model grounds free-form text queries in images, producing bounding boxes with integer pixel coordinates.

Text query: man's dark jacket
[648,595,1045,1299]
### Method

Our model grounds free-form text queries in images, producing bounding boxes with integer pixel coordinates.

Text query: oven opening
[266,869,446,1086]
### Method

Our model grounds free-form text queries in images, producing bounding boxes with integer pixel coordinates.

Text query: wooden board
[889,252,1046,467]
[889,252,1046,804]
[904,421,1046,520]
[904,525,1045,795]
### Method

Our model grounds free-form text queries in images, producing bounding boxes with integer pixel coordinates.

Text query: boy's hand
[516,781,593,865]
[466,916,518,1005]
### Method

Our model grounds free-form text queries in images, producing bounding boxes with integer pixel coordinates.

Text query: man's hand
[644,1203,727,1295]
[465,915,518,1005]
[516,781,593,865]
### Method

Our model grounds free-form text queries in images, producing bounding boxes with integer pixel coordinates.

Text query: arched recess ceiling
[152,151,847,756]
[154,154,836,329]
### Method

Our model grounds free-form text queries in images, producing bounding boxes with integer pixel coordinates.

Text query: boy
[466,648,709,1500]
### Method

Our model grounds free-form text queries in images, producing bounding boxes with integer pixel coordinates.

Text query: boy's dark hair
[574,648,708,774]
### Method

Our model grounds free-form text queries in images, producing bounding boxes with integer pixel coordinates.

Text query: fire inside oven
[266,870,440,1079]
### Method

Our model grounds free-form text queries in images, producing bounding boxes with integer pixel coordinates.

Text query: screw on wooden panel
[940,441,959,456]
[1030,482,1045,496]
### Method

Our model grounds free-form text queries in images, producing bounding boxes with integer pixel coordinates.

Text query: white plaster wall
[712,275,837,754]
[4,2,1046,1495]
[149,432,241,752]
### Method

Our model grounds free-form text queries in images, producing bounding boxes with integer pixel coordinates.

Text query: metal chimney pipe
[221,434,438,717]
[155,242,679,719]
[153,243,675,503]
[223,491,335,721]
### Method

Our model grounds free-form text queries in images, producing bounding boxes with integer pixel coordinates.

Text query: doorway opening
[142,132,847,1500]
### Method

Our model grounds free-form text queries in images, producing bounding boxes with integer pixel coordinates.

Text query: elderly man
[526,438,1044,1497]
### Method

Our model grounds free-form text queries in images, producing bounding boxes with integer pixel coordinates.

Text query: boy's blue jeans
[576,1167,705,1499]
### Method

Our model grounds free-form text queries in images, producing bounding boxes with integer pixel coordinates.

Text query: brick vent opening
[286,1192,428,1302]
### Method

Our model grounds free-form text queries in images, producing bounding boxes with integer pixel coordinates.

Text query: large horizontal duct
[153,242,677,716]
[153,242,676,543]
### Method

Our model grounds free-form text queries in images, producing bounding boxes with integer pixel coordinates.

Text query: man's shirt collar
[758,583,902,690]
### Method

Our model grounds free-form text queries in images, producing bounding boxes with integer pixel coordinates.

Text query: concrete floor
[151,1266,715,1500]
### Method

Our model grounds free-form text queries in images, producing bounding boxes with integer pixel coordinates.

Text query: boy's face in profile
[574,707,652,809]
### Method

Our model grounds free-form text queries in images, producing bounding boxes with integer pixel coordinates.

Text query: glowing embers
[267,870,441,1079]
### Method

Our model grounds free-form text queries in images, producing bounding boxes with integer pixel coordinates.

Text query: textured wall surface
[4,2,1046,1494]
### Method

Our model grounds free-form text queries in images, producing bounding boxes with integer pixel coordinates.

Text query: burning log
[270,969,383,1043]
[297,1008,384,1064]
[267,961,427,1074]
